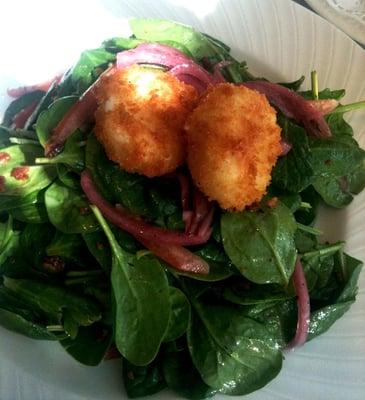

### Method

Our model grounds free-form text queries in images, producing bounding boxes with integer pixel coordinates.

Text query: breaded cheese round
[185,83,282,211]
[94,65,198,177]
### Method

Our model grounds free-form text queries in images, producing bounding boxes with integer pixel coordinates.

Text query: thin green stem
[299,202,312,210]
[311,70,319,100]
[303,242,344,259]
[35,157,58,165]
[297,223,322,236]
[329,100,365,115]
[9,137,40,145]
[66,270,103,278]
[46,325,64,332]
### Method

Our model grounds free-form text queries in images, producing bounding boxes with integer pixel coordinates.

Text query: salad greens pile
[1,19,365,399]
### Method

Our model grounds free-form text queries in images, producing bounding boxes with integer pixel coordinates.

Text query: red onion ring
[81,170,212,246]
[243,81,331,138]
[306,99,339,115]
[286,257,310,350]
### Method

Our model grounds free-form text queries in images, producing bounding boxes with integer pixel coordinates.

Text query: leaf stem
[46,325,64,332]
[303,242,344,259]
[35,157,58,165]
[296,223,322,236]
[299,202,312,210]
[311,70,319,100]
[9,137,40,145]
[329,100,365,115]
[66,270,103,277]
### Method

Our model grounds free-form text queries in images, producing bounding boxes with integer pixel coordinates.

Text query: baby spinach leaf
[9,188,49,224]
[221,202,297,285]
[103,37,144,52]
[299,88,345,100]
[3,277,102,330]
[46,232,83,259]
[2,91,45,127]
[163,346,216,400]
[61,323,112,366]
[0,217,19,267]
[92,206,170,366]
[279,75,305,91]
[0,144,44,174]
[45,180,98,234]
[123,357,166,398]
[71,48,115,94]
[272,120,313,192]
[130,19,218,61]
[36,96,78,146]
[313,176,353,208]
[326,112,353,138]
[82,231,111,271]
[163,287,190,342]
[187,301,283,395]
[0,308,57,340]
[56,164,80,190]
[347,161,365,194]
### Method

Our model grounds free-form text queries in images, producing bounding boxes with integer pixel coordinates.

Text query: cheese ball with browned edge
[94,65,199,177]
[185,83,282,211]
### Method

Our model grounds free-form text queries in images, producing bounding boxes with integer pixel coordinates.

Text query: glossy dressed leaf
[36,96,78,146]
[0,144,44,174]
[0,308,58,340]
[3,277,101,329]
[123,357,166,398]
[9,189,49,224]
[61,323,112,366]
[82,231,111,271]
[46,231,84,260]
[93,207,170,366]
[130,19,218,61]
[45,180,98,234]
[187,302,283,395]
[103,37,144,53]
[313,176,353,208]
[163,287,190,342]
[221,202,297,285]
[299,88,345,100]
[57,164,80,189]
[0,217,19,267]
[71,48,115,94]
[163,347,216,400]
[279,75,305,91]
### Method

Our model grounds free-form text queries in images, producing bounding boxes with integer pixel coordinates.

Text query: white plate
[0,1,364,399]
[305,0,365,45]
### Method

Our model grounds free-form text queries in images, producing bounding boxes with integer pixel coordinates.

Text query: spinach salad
[1,19,365,399]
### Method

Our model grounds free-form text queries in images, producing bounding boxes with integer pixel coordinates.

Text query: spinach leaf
[61,323,112,366]
[130,19,218,61]
[82,231,111,271]
[347,160,365,194]
[163,346,216,400]
[272,120,314,192]
[9,188,49,224]
[46,231,84,260]
[3,277,101,332]
[0,308,58,340]
[123,357,166,398]
[221,202,297,285]
[2,91,45,127]
[36,96,78,146]
[56,164,80,190]
[0,217,19,267]
[45,180,98,234]
[279,75,305,91]
[92,206,170,366]
[71,48,115,94]
[103,37,143,53]
[187,301,283,395]
[313,176,353,208]
[300,88,346,100]
[163,287,190,342]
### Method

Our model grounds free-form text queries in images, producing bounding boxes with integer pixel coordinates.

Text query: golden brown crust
[185,83,282,211]
[94,66,198,177]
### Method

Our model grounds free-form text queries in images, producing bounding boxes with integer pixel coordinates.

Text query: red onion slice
[243,81,331,138]
[169,62,216,93]
[212,61,232,83]
[45,85,98,157]
[306,99,339,115]
[11,100,39,129]
[116,43,191,70]
[7,73,63,98]
[81,170,212,246]
[139,238,210,275]
[286,257,310,350]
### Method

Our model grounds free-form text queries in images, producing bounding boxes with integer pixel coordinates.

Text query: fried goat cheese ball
[94,65,198,177]
[185,83,282,211]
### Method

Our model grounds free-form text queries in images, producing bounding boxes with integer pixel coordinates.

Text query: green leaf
[130,19,218,60]
[71,48,115,94]
[123,357,166,398]
[221,202,297,285]
[2,91,45,127]
[103,37,144,53]
[46,231,84,259]
[279,75,305,91]
[61,323,112,366]
[36,96,78,146]
[3,277,101,329]
[56,164,80,190]
[92,206,170,366]
[0,308,58,340]
[0,217,19,267]
[45,180,98,234]
[9,189,49,224]
[313,176,353,208]
[82,230,111,271]
[187,302,283,395]
[299,88,346,100]
[163,346,216,400]
[163,287,190,342]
